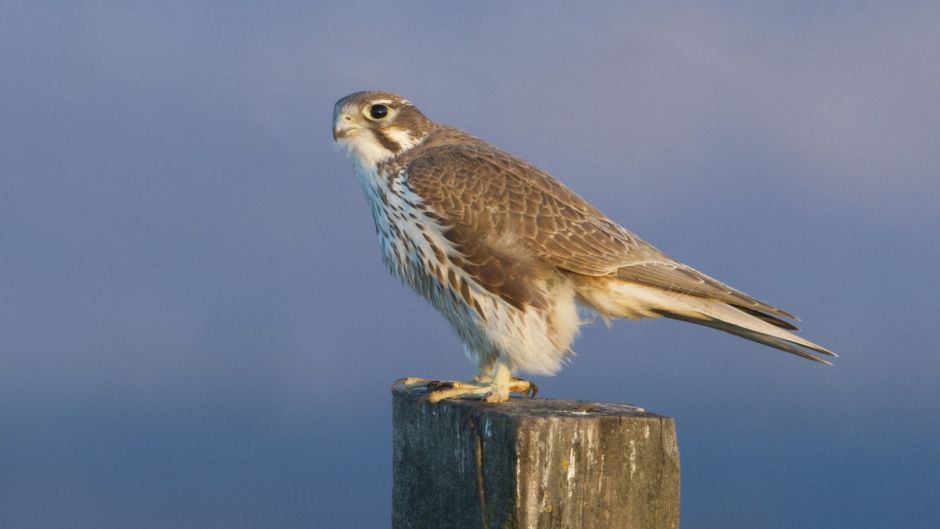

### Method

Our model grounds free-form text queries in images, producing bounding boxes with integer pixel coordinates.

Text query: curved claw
[507,376,538,399]
[426,380,455,391]
[526,381,539,399]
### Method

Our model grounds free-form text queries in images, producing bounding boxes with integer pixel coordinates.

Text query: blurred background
[2,2,938,528]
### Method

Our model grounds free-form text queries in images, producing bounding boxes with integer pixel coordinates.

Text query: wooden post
[392,386,680,529]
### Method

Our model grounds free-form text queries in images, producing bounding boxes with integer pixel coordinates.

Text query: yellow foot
[393,376,537,404]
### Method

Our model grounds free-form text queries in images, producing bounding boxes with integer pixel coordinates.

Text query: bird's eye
[369,104,389,119]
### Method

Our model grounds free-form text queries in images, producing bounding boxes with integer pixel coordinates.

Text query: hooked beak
[332,112,357,142]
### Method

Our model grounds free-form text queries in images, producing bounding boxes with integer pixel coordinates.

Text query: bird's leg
[430,361,538,403]
[392,360,537,403]
[470,360,538,399]
[471,355,497,384]
[414,361,510,403]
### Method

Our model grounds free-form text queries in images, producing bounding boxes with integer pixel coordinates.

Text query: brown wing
[402,130,796,323]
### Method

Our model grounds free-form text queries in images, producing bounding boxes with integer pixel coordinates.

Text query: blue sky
[2,2,938,528]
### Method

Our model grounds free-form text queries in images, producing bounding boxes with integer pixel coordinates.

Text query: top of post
[392,386,667,420]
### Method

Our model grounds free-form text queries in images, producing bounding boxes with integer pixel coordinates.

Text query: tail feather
[654,311,835,365]
[732,305,799,331]
[574,277,838,364]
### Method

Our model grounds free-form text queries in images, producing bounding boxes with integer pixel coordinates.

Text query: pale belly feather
[358,166,580,375]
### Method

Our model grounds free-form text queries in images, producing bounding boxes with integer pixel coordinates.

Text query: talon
[527,382,539,398]
[427,380,453,391]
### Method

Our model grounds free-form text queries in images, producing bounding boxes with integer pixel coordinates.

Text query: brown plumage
[333,90,836,403]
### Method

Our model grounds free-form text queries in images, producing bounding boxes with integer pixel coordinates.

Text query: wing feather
[401,128,795,321]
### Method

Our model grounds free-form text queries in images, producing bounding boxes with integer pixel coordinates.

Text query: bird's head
[333,91,435,170]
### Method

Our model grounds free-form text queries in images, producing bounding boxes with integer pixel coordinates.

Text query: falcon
[332,90,836,403]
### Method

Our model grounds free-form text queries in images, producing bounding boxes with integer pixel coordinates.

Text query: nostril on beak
[333,114,353,141]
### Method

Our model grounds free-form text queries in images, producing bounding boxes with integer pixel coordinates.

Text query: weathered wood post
[392,387,680,529]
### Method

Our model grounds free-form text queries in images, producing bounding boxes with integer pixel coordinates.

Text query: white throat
[339,127,424,174]
[339,129,396,173]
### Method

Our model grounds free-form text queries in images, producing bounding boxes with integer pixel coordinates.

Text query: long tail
[574,278,838,364]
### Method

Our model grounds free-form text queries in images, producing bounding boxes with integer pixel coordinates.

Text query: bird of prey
[333,90,836,403]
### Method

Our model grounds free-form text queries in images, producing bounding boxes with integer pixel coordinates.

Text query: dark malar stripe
[375,130,402,153]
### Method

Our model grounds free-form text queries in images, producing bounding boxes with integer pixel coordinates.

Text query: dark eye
[369,104,389,119]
